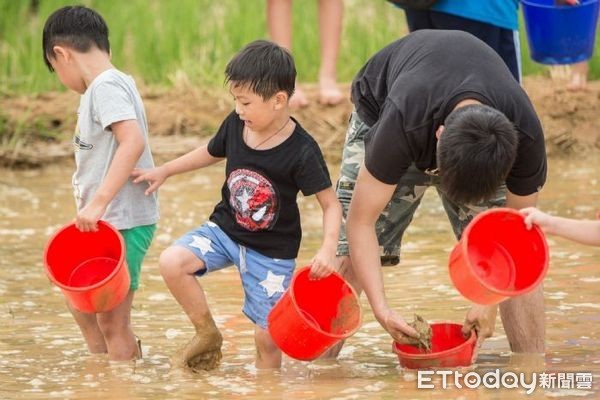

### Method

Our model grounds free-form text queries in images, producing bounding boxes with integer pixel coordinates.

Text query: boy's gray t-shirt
[73,68,158,230]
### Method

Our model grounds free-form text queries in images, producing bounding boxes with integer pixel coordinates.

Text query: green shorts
[120,224,156,291]
[336,111,506,265]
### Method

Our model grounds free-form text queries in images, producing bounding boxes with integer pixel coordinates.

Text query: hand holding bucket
[44,221,130,313]
[449,208,549,305]
[267,266,362,361]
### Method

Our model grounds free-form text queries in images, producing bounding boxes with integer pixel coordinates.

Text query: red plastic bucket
[43,221,130,313]
[393,322,476,369]
[449,208,549,305]
[268,266,362,361]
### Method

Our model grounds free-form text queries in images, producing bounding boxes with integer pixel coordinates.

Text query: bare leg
[499,284,545,353]
[319,255,362,359]
[267,0,309,108]
[566,61,589,91]
[317,0,343,105]
[68,302,108,354]
[160,246,222,371]
[267,0,293,49]
[97,291,139,361]
[255,326,282,368]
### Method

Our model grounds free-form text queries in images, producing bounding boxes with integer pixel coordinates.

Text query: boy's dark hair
[225,40,296,100]
[437,104,518,204]
[42,6,110,71]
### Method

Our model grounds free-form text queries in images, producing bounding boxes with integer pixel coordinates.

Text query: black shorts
[405,9,520,82]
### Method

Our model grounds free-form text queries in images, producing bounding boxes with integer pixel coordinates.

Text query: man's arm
[505,190,539,210]
[347,164,419,343]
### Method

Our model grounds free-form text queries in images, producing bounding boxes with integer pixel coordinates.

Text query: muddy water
[0,157,598,399]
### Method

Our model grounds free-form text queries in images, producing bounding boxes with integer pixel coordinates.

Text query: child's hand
[520,207,554,232]
[76,200,107,232]
[309,248,337,279]
[131,166,168,195]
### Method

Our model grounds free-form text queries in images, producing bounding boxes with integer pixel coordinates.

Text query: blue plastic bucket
[522,0,600,64]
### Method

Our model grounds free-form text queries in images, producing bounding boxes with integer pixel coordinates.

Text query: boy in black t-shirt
[337,30,547,359]
[132,40,341,370]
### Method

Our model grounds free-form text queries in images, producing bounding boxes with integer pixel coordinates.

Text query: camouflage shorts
[336,111,506,265]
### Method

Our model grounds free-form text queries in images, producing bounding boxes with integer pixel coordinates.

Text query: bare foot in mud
[407,314,432,351]
[172,321,223,372]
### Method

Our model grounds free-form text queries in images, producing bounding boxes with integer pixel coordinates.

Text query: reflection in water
[0,157,598,399]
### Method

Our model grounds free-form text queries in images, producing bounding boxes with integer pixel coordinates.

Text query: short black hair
[437,104,518,204]
[42,6,110,72]
[225,40,296,100]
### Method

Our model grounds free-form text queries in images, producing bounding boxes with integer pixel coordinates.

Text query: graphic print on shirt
[227,168,279,231]
[73,121,93,151]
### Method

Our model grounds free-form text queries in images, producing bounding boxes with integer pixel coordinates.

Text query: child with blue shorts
[132,40,342,371]
[43,6,158,361]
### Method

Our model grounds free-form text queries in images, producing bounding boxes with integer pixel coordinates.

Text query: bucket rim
[43,220,126,292]
[392,322,476,360]
[521,0,598,8]
[458,207,549,297]
[288,265,362,339]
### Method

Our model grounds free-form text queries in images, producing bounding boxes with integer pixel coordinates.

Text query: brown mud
[408,314,433,351]
[171,319,223,372]
[0,76,598,168]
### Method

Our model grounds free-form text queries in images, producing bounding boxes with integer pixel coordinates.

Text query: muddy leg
[160,246,223,371]
[97,291,139,361]
[174,317,223,372]
[255,326,281,369]
[67,301,108,354]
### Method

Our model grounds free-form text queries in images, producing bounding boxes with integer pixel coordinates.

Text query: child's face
[48,47,86,94]
[229,83,286,133]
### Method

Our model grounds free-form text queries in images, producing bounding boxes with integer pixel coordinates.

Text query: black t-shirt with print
[351,29,547,196]
[207,111,332,259]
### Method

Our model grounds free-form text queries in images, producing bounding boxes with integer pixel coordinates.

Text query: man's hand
[463,304,498,362]
[376,308,420,344]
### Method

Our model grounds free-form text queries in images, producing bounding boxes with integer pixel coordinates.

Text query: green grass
[0,0,405,93]
[0,0,598,94]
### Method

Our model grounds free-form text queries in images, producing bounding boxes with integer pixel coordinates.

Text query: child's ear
[273,91,289,110]
[52,45,71,62]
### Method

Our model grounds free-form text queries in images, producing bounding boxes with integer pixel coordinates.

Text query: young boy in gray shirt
[43,5,158,360]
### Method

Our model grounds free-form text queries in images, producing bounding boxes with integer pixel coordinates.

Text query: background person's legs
[317,0,344,105]
[404,9,521,82]
[266,0,309,108]
[567,61,589,91]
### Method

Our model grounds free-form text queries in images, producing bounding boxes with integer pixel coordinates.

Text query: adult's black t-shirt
[351,29,547,196]
[207,111,331,259]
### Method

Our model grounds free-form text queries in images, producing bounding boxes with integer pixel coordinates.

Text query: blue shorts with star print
[174,221,296,329]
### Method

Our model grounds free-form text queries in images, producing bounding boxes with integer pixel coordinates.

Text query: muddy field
[1,75,599,167]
